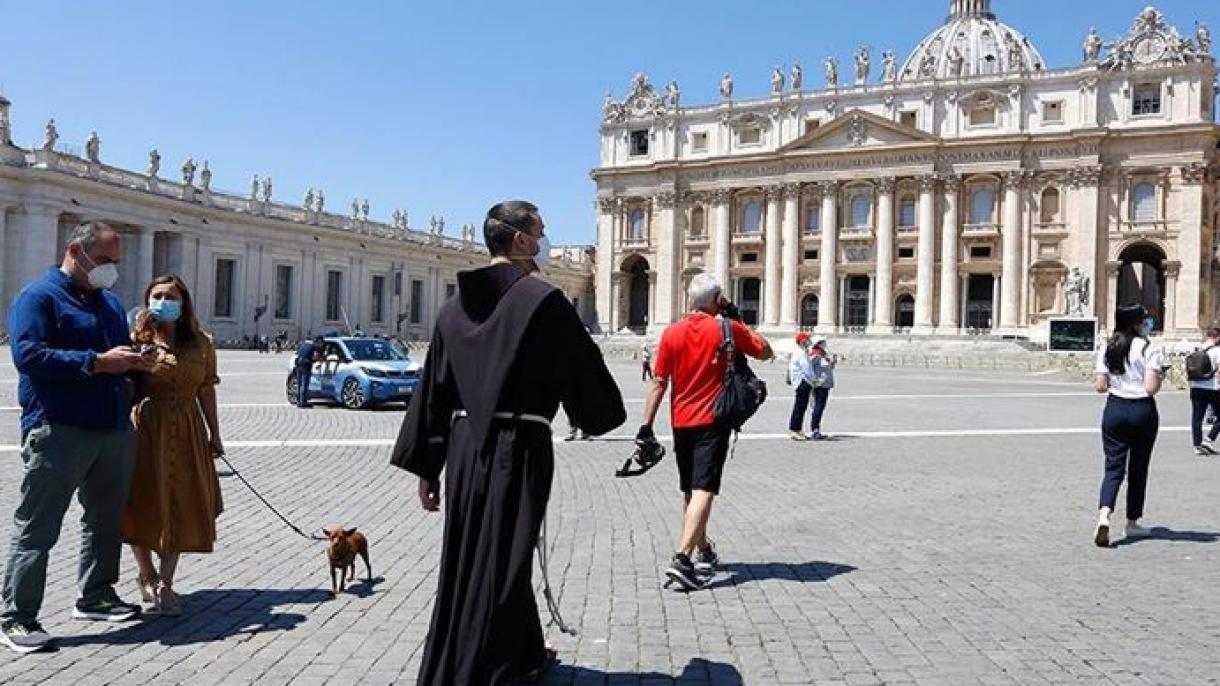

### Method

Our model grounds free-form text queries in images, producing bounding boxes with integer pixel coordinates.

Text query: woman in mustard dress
[122,275,224,616]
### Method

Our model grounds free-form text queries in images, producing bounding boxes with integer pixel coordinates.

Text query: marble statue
[1199,23,1212,54]
[250,174,260,200]
[771,65,784,95]
[399,208,408,229]
[85,131,100,163]
[918,48,937,78]
[181,157,197,185]
[1065,268,1090,317]
[824,57,839,87]
[1084,27,1103,62]
[854,47,870,85]
[948,46,965,77]
[351,198,361,219]
[666,81,680,109]
[304,188,315,210]
[146,149,161,177]
[435,215,445,235]
[360,199,370,221]
[719,72,733,100]
[262,176,273,202]
[391,208,402,228]
[882,51,897,82]
[42,119,58,151]
[200,161,211,191]
[315,189,325,213]
[791,62,803,91]
[1005,31,1025,71]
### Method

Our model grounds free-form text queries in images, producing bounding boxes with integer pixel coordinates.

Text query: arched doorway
[737,277,761,326]
[895,294,915,330]
[800,294,819,330]
[1117,243,1166,331]
[621,255,650,331]
[845,275,870,329]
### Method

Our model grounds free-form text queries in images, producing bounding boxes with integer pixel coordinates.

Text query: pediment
[780,109,940,153]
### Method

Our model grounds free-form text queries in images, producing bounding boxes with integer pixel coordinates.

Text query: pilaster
[710,189,733,290]
[816,181,839,333]
[779,183,801,328]
[763,185,783,327]
[654,190,679,326]
[913,175,937,333]
[870,177,895,333]
[937,176,962,333]
[999,171,1024,331]
[595,196,617,333]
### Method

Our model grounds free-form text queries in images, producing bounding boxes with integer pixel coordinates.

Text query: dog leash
[217,453,327,542]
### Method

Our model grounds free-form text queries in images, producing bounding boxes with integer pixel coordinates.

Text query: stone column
[839,274,848,324]
[817,181,839,333]
[1164,262,1181,333]
[913,175,937,332]
[779,183,801,328]
[711,189,733,290]
[1105,261,1120,329]
[12,203,61,290]
[867,273,876,325]
[992,272,1003,331]
[137,227,156,293]
[1174,164,1207,333]
[938,176,962,333]
[609,273,622,333]
[1070,166,1104,318]
[871,177,895,333]
[763,185,783,327]
[653,190,679,330]
[1000,172,1024,331]
[959,274,970,328]
[595,197,617,333]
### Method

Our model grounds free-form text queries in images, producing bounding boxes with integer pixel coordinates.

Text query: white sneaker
[1125,521,1151,539]
[1094,513,1111,548]
[788,431,807,442]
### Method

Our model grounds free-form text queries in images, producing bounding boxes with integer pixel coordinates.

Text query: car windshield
[343,339,407,362]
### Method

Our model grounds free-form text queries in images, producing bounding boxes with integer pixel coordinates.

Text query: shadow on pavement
[56,587,330,647]
[544,657,743,685]
[703,560,856,590]
[343,575,386,598]
[1112,527,1219,547]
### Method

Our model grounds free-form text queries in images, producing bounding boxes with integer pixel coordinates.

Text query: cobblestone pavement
[0,349,1218,685]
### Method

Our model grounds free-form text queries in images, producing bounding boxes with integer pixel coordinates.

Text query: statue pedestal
[146,177,158,192]
[32,149,58,170]
[86,162,101,179]
[180,186,196,202]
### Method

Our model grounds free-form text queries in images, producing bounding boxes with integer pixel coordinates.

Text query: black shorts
[673,425,732,495]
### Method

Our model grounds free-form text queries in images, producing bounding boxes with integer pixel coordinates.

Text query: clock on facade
[1132,35,1167,63]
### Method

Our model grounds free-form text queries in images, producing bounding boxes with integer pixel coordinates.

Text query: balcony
[1116,220,1172,236]
[896,224,918,236]
[839,226,874,242]
[621,235,651,250]
[962,223,1000,237]
[732,230,764,246]
[1033,222,1068,237]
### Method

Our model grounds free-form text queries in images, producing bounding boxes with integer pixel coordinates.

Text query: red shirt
[653,312,768,429]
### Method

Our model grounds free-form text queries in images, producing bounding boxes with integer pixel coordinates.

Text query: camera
[718,298,742,321]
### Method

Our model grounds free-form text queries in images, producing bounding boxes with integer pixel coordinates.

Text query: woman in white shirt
[1187,325,1220,455]
[1092,304,1165,547]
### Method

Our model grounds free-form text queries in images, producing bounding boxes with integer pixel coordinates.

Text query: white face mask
[532,234,551,272]
[80,251,120,290]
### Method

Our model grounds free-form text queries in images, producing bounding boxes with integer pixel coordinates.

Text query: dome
[899,0,1045,81]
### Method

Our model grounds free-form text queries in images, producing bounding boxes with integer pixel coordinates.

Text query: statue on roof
[666,81,680,109]
[1199,23,1212,54]
[262,176,273,202]
[85,131,100,163]
[304,188,315,210]
[824,57,838,87]
[853,47,870,85]
[146,149,161,177]
[719,72,733,100]
[200,161,211,191]
[1005,31,1025,71]
[881,51,897,82]
[42,119,58,152]
[770,65,784,95]
[791,62,803,91]
[360,198,370,221]
[249,174,259,200]
[1084,27,1103,62]
[315,189,325,213]
[948,46,965,77]
[181,157,197,185]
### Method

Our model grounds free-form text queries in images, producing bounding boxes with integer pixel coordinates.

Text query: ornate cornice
[875,177,897,194]
[597,197,617,213]
[1067,165,1104,188]
[941,174,963,193]
[708,188,733,206]
[1001,170,1028,191]
[654,190,678,209]
[764,184,785,201]
[781,182,802,200]
[1180,163,1208,185]
[917,175,939,193]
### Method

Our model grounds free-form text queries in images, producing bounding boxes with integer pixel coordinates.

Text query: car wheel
[341,378,367,409]
[285,375,300,405]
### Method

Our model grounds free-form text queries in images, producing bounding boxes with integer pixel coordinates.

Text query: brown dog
[323,526,372,596]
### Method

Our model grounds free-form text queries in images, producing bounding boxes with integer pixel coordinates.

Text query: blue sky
[1,1,1216,246]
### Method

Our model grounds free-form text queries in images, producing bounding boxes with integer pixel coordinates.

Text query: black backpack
[1186,345,1216,381]
[713,319,768,431]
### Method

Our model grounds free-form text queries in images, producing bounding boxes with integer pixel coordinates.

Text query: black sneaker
[73,596,141,622]
[693,540,721,574]
[664,554,706,591]
[0,619,56,654]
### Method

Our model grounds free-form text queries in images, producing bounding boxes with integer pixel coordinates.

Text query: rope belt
[451,409,552,428]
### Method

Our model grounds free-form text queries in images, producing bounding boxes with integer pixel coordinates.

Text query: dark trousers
[811,387,830,432]
[1189,388,1220,447]
[295,366,312,407]
[1099,396,1158,520]
[641,363,653,381]
[789,381,813,432]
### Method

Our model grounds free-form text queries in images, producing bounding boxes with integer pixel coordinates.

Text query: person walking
[391,200,626,685]
[638,273,773,591]
[122,276,224,617]
[2,222,154,654]
[787,333,817,441]
[1092,304,1165,547]
[1186,325,1220,455]
[808,336,838,441]
[641,343,653,381]
[293,335,324,408]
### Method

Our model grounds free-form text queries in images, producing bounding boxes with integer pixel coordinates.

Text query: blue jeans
[295,366,312,407]
[1099,396,1158,520]
[1189,388,1220,447]
[2,424,136,622]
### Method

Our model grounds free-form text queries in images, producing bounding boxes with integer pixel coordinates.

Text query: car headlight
[361,367,387,378]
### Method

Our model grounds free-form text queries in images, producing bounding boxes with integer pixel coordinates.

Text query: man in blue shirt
[1,222,155,654]
[293,335,324,408]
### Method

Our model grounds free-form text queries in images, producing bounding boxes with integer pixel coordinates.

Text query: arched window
[849,193,872,228]
[630,209,647,240]
[1131,182,1157,222]
[741,200,762,234]
[898,196,917,227]
[1040,187,1061,223]
[805,206,821,234]
[970,188,995,224]
[689,207,705,237]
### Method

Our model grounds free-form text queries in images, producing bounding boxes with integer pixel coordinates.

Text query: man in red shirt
[638,273,773,590]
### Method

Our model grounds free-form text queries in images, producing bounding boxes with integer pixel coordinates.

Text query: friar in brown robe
[391,200,626,685]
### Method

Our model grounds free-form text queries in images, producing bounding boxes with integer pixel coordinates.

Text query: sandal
[137,574,160,606]
[156,582,182,617]
[520,647,557,683]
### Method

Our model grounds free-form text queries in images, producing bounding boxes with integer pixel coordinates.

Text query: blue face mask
[1139,317,1155,337]
[148,298,182,323]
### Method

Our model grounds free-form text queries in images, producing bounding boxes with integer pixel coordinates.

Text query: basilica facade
[593,1,1219,340]
[0,100,594,344]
